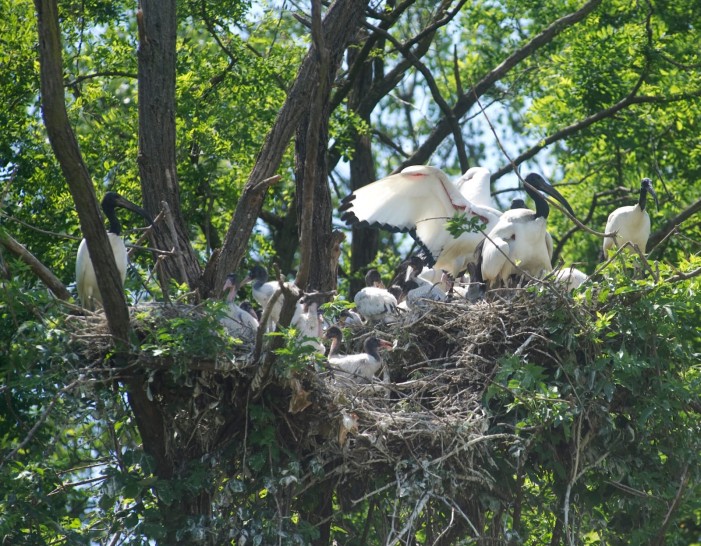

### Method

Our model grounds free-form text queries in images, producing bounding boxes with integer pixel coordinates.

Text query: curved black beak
[114,195,153,224]
[524,173,575,217]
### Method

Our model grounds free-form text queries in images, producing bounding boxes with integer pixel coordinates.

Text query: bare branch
[648,196,701,250]
[0,230,71,300]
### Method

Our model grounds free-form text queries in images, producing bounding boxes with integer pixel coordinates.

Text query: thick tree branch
[648,196,701,250]
[203,0,368,297]
[0,230,71,300]
[295,0,329,290]
[34,0,130,343]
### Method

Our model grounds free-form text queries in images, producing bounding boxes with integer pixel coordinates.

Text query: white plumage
[552,266,589,291]
[340,165,502,276]
[292,301,325,354]
[325,327,393,383]
[353,269,398,322]
[455,166,498,210]
[478,173,574,289]
[76,192,151,310]
[602,178,658,255]
[221,274,259,342]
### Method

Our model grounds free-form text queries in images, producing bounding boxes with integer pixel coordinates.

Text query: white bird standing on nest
[602,177,658,255]
[477,173,575,289]
[324,327,393,383]
[455,166,498,210]
[353,269,398,322]
[221,273,259,341]
[339,165,502,277]
[76,191,152,310]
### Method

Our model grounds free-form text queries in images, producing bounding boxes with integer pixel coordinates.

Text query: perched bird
[76,191,151,310]
[340,165,502,276]
[242,264,301,329]
[602,178,658,255]
[221,273,259,341]
[324,327,393,383]
[455,166,498,210]
[402,255,447,307]
[339,308,364,327]
[552,266,589,291]
[353,269,398,322]
[292,300,325,354]
[510,198,527,210]
[478,173,575,289]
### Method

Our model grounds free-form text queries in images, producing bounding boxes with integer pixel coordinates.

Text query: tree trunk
[295,0,364,293]
[34,0,130,343]
[203,0,369,298]
[137,0,201,294]
[347,35,380,297]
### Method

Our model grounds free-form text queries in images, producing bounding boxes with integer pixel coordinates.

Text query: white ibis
[221,273,259,341]
[353,269,398,322]
[75,191,151,310]
[242,264,299,329]
[455,166,498,210]
[339,308,364,327]
[292,300,325,354]
[402,255,447,306]
[324,327,393,383]
[552,266,588,291]
[478,173,575,289]
[340,165,502,276]
[603,178,658,255]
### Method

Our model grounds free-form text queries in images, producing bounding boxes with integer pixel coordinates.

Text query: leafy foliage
[1,0,700,544]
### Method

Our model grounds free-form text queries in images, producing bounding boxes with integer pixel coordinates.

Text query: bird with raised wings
[340,165,501,277]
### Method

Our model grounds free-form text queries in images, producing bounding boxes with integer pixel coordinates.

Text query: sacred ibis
[242,264,301,329]
[221,273,259,341]
[478,173,575,289]
[353,269,398,321]
[401,255,447,306]
[455,167,498,210]
[339,165,502,277]
[75,191,151,310]
[602,178,658,255]
[552,266,588,291]
[324,327,393,383]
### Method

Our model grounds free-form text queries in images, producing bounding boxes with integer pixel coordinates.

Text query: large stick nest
[64,287,580,497]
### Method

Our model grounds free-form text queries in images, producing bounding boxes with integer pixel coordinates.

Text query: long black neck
[104,206,121,235]
[638,185,648,211]
[525,185,549,219]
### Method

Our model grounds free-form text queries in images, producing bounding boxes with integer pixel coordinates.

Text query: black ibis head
[101,192,152,234]
[523,173,575,219]
[639,178,658,211]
